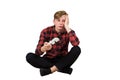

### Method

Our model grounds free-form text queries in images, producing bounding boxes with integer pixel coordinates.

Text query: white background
[0,0,120,80]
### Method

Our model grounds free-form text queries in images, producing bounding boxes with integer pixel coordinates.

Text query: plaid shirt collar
[52,25,67,34]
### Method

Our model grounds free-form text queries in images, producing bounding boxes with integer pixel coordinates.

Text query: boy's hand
[64,15,69,27]
[64,15,71,33]
[44,42,52,51]
[41,42,52,52]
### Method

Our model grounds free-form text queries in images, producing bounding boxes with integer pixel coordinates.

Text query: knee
[26,52,34,62]
[71,46,81,54]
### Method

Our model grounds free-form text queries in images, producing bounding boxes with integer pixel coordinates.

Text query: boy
[26,10,81,76]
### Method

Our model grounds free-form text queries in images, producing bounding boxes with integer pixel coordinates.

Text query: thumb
[44,42,48,45]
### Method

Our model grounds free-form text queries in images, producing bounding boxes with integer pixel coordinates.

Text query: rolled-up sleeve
[35,30,46,55]
[68,30,80,46]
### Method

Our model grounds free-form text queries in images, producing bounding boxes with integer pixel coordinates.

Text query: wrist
[65,26,71,33]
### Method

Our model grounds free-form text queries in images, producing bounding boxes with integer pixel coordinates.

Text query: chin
[59,26,64,29]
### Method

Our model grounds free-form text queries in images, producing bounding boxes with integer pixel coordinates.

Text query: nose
[59,21,64,25]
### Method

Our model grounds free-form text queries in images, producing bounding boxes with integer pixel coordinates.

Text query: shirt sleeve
[35,30,46,55]
[68,30,80,46]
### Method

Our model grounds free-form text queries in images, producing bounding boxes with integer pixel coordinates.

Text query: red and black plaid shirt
[35,25,80,58]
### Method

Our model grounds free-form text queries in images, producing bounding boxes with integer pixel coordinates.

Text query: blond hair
[54,10,68,19]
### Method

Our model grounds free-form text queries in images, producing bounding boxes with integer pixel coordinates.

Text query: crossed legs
[26,46,81,76]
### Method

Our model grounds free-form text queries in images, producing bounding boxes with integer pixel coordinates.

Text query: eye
[57,19,60,22]
[62,20,65,22]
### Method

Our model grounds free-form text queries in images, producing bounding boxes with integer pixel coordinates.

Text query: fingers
[43,42,52,51]
[44,42,51,46]
[65,15,69,26]
[44,42,48,45]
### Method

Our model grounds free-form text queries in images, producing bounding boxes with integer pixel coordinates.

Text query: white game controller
[41,37,60,57]
[49,37,60,45]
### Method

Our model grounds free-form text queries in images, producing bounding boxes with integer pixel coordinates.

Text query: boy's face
[53,15,66,32]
